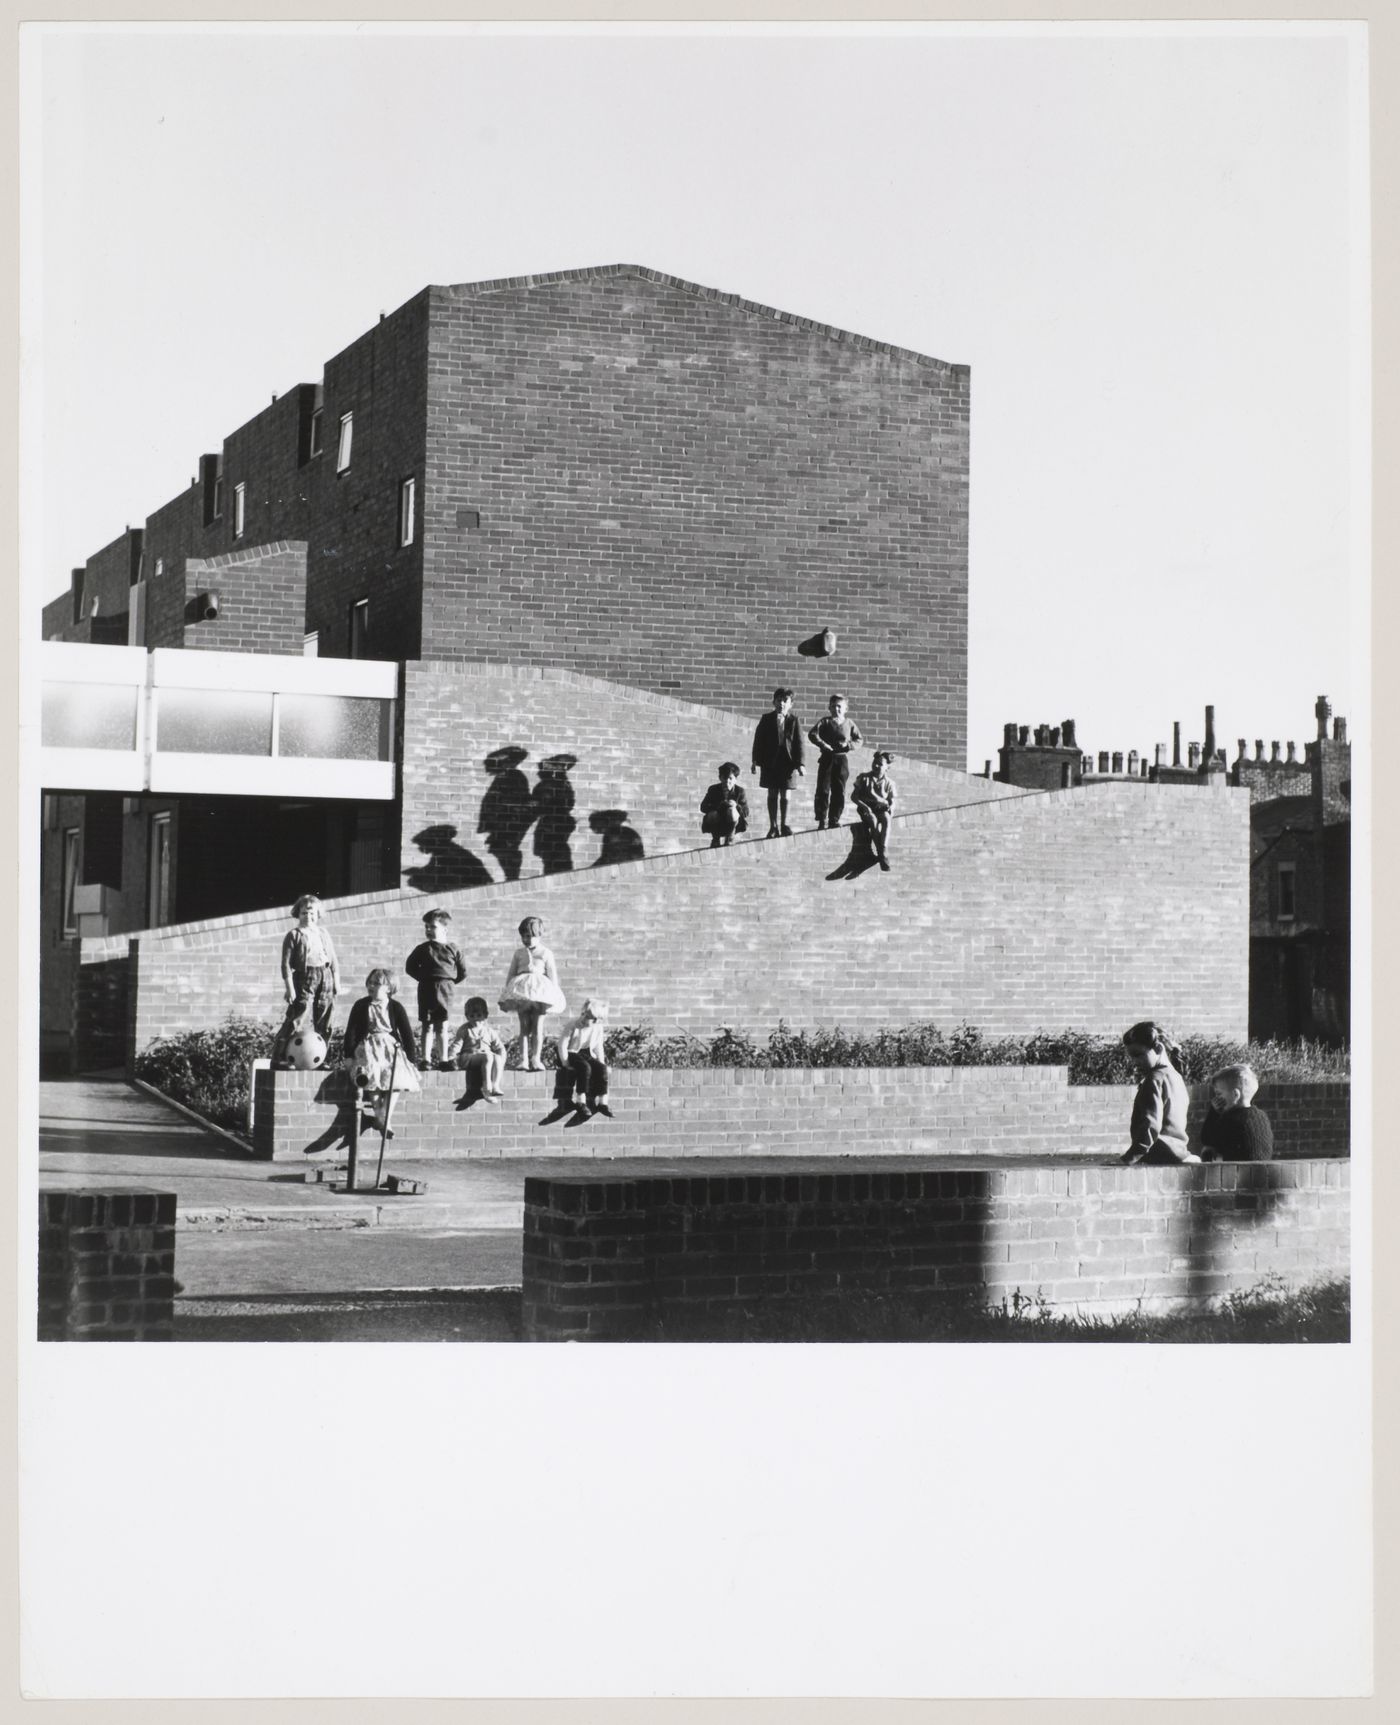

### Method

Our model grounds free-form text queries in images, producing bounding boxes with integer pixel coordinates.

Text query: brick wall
[521,1160,1351,1338]
[126,780,1251,1058]
[421,266,969,766]
[37,1188,177,1340]
[398,661,1027,888]
[181,542,308,656]
[251,1063,1348,1164]
[124,781,1251,1058]
[74,948,132,1071]
[306,295,430,661]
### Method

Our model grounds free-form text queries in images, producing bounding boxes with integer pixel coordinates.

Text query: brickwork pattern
[521,1160,1351,1338]
[38,1188,177,1340]
[125,781,1251,1058]
[181,542,308,656]
[421,268,969,765]
[399,661,1027,887]
[74,951,132,1071]
[253,1063,1348,1164]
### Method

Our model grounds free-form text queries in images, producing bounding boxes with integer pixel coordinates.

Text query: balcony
[39,643,398,800]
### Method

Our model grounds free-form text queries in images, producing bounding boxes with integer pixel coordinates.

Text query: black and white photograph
[18,14,1373,1701]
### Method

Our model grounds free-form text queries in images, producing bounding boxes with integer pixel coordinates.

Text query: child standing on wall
[272,893,340,1067]
[700,762,750,848]
[449,996,509,1104]
[498,914,566,1071]
[404,908,467,1070]
[342,968,420,1133]
[1200,1063,1275,1161]
[808,693,863,830]
[556,998,612,1118]
[1119,1021,1201,1165]
[751,687,806,837]
[851,750,898,869]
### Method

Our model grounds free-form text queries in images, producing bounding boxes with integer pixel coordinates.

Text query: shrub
[134,1014,345,1133]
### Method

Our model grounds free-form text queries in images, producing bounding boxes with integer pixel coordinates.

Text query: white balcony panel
[40,748,145,792]
[150,648,398,698]
[40,642,148,685]
[148,754,395,800]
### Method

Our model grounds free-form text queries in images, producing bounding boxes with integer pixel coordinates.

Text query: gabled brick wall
[421,268,969,765]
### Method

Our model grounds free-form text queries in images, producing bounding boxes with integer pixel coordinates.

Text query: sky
[22,22,1365,771]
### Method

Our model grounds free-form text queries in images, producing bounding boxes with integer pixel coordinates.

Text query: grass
[640,1275,1351,1344]
[132,1015,1349,1133]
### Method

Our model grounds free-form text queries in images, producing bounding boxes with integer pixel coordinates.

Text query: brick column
[38,1188,178,1341]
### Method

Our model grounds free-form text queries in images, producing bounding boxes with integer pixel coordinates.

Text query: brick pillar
[38,1188,177,1340]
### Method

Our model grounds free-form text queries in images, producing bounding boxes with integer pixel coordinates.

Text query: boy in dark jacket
[404,908,467,1069]
[1200,1064,1275,1161]
[700,762,750,848]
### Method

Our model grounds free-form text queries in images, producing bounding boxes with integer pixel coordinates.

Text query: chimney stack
[1315,695,1332,741]
[1172,722,1182,768]
[1188,742,1201,769]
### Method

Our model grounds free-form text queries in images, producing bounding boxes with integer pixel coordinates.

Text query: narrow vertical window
[308,408,323,457]
[303,631,320,658]
[233,482,246,538]
[147,813,172,928]
[398,476,416,547]
[336,412,354,474]
[348,598,369,659]
[1277,862,1297,921]
[60,828,81,937]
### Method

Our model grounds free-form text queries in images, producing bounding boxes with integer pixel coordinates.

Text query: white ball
[288,1029,327,1070]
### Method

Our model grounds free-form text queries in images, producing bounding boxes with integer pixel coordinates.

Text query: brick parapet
[37,1188,177,1341]
[521,1159,1351,1338]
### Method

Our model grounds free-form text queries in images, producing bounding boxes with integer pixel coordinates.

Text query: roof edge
[432,264,965,374]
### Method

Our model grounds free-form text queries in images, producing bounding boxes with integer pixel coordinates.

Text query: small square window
[398,476,416,547]
[233,482,246,538]
[336,412,354,474]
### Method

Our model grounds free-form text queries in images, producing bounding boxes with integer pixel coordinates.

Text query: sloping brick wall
[126,780,1251,1058]
[421,266,969,766]
[398,661,1027,888]
[521,1161,1351,1338]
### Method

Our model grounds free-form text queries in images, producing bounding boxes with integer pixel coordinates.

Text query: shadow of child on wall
[479,746,535,882]
[299,1068,361,1157]
[404,824,494,893]
[532,755,578,875]
[589,808,645,867]
[825,822,880,883]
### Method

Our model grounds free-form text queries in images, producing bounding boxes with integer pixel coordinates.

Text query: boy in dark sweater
[1200,1063,1275,1161]
[808,693,863,829]
[700,762,750,847]
[404,908,467,1069]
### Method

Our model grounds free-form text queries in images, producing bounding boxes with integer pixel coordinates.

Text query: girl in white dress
[497,914,566,1071]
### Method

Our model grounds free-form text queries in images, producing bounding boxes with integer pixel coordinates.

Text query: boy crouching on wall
[555,999,612,1119]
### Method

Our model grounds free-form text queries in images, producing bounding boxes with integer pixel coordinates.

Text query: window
[398,476,416,547]
[147,813,172,928]
[233,482,246,538]
[348,598,369,659]
[1277,863,1297,922]
[60,828,81,937]
[70,570,84,626]
[154,558,165,577]
[336,412,354,474]
[303,631,320,658]
[213,476,224,521]
[309,408,323,458]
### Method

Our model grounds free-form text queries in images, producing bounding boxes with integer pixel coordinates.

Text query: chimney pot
[1334,717,1348,743]
[1172,722,1182,768]
[1098,751,1110,773]
[1188,742,1201,769]
[1315,695,1332,740]
[1286,740,1297,764]
[1111,751,1124,774]
[1062,719,1077,749]
[1203,705,1217,759]
[1270,741,1282,762]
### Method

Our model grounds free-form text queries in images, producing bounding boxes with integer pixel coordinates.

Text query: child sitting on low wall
[1200,1063,1275,1161]
[1119,1020,1201,1165]
[449,996,508,1105]
[555,999,613,1119]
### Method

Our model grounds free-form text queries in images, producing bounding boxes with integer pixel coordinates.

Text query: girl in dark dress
[750,687,806,838]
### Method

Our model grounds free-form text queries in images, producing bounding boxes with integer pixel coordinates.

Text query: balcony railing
[39,643,398,799]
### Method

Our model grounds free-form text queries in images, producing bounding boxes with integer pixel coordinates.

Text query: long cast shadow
[479,746,535,882]
[532,756,577,875]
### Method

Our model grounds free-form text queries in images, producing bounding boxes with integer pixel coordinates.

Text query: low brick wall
[251,1065,1349,1164]
[74,947,132,1072]
[38,1188,177,1341]
[521,1161,1351,1339]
